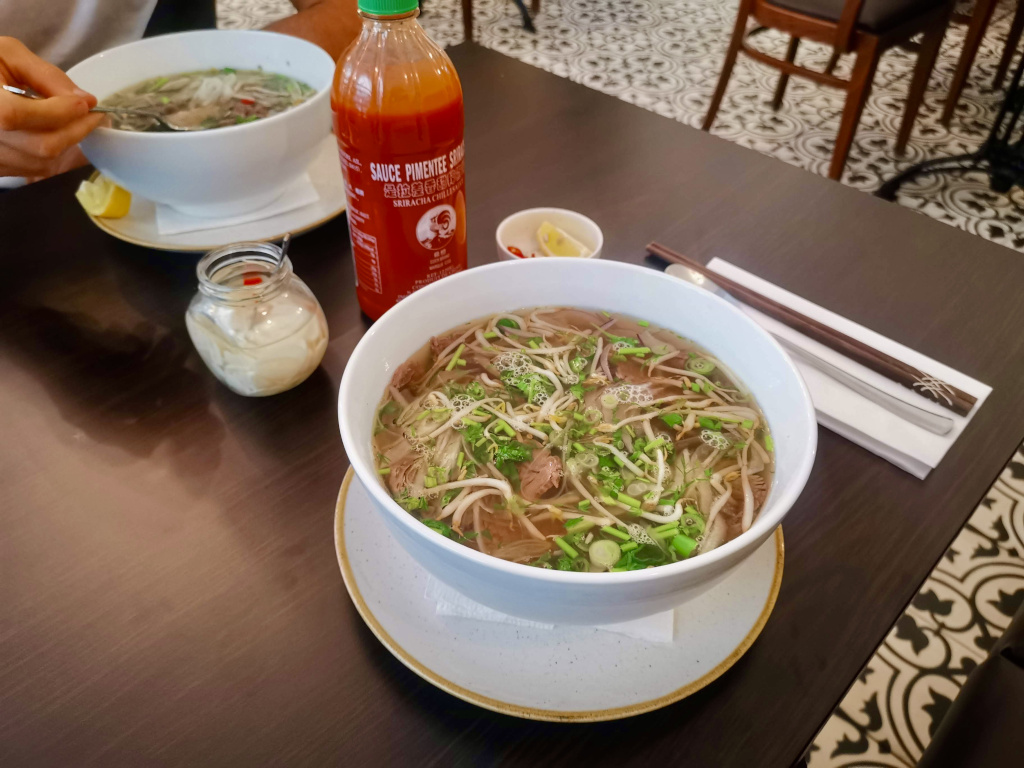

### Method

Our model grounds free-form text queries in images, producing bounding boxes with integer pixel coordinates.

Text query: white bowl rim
[66,29,335,142]
[495,207,604,260]
[338,259,816,584]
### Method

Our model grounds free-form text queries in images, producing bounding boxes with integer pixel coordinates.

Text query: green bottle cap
[358,0,418,15]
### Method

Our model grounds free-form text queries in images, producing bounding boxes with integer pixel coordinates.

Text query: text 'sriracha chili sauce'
[332,0,467,320]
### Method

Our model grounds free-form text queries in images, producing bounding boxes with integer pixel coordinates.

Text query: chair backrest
[754,0,868,52]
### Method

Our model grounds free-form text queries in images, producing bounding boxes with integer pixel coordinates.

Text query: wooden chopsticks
[646,242,977,417]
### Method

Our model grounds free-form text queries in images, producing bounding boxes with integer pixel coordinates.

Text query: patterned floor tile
[807,712,912,768]
[811,445,1024,767]
[807,609,987,767]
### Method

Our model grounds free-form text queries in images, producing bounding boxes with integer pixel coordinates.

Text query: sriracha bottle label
[335,110,467,319]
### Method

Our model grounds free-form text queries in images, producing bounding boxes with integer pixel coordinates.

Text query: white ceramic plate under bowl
[84,136,346,252]
[335,469,784,722]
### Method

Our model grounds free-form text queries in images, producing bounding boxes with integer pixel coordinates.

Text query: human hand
[0,37,105,180]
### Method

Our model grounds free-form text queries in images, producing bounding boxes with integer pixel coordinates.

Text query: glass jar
[185,242,329,397]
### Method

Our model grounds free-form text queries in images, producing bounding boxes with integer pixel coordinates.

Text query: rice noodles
[372,308,774,572]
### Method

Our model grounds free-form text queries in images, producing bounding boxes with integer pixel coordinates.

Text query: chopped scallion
[601,526,631,541]
[671,534,698,558]
[612,492,641,509]
[445,344,466,372]
[554,536,578,558]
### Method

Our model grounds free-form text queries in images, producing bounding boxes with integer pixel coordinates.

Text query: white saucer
[334,469,784,722]
[86,136,346,252]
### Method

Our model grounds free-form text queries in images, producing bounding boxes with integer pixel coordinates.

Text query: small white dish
[496,207,603,261]
[68,30,335,217]
[335,469,784,721]
[84,135,346,252]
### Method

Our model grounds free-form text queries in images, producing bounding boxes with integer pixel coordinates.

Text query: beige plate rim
[84,170,347,252]
[333,467,785,722]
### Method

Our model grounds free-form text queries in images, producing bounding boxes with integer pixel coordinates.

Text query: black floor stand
[877,50,1024,200]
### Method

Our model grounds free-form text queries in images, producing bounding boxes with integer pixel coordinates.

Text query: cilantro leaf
[494,442,533,465]
[423,519,456,537]
[493,441,534,489]
[398,492,428,512]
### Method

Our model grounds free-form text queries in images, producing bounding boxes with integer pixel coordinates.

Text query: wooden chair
[941,0,1024,125]
[703,0,956,180]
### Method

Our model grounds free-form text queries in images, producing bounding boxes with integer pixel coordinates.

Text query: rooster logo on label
[416,204,457,250]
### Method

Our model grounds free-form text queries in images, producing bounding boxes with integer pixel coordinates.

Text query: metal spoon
[667,264,955,436]
[2,84,199,132]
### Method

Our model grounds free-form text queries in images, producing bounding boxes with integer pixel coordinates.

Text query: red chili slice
[239,98,255,106]
[506,245,525,258]
[243,276,263,286]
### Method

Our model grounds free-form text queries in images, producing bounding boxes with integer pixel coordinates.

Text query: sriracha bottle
[332,0,467,320]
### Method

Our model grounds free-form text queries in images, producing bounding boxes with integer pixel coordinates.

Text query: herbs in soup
[372,308,774,573]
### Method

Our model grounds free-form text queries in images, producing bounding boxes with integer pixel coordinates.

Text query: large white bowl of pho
[338,259,816,625]
[67,30,333,217]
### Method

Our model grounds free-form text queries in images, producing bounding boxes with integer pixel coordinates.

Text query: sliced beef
[720,472,769,520]
[391,360,422,390]
[387,455,422,496]
[519,449,562,501]
[613,357,647,383]
[431,333,458,359]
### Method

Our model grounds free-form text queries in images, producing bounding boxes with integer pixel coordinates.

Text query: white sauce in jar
[186,282,328,397]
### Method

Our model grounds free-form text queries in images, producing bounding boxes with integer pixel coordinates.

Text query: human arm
[269,0,363,61]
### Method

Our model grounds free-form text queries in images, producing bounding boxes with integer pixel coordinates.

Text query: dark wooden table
[3,43,1024,767]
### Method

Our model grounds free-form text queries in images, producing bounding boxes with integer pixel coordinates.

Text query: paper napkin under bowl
[155,172,320,236]
[666,259,991,479]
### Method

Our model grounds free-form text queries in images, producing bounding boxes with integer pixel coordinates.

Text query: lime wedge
[537,221,591,258]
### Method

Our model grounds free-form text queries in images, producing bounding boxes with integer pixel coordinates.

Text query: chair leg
[829,36,881,180]
[460,0,473,41]
[994,0,1024,88]
[771,37,801,110]
[896,9,951,154]
[703,0,752,131]
[941,0,999,125]
[824,49,840,75]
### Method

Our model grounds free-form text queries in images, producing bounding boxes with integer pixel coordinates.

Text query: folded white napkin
[154,172,320,235]
[667,260,991,479]
[424,575,675,643]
